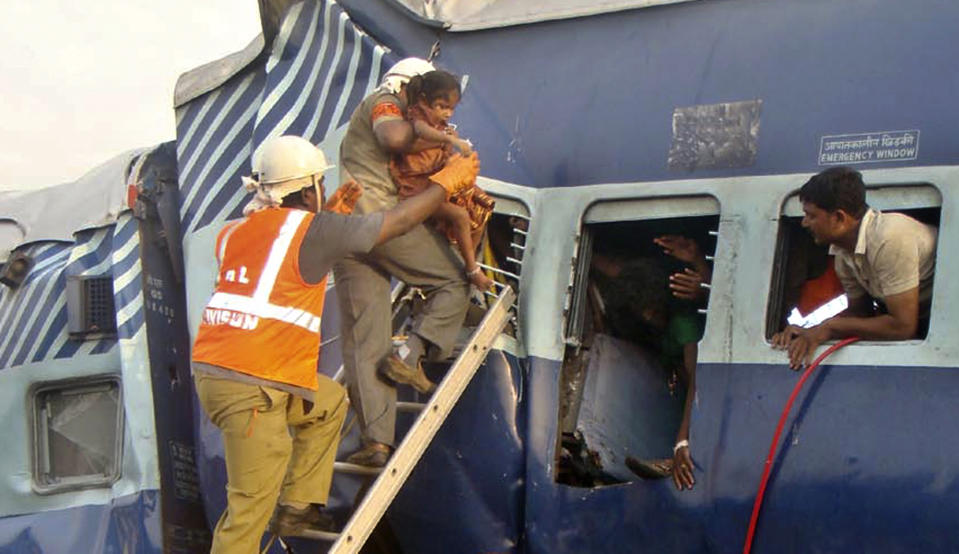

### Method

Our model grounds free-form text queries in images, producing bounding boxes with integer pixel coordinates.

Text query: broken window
[766,184,940,340]
[32,377,124,494]
[557,196,719,486]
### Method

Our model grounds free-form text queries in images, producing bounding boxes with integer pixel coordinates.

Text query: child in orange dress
[389,70,495,291]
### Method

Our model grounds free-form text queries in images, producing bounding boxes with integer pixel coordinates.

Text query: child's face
[420,90,459,126]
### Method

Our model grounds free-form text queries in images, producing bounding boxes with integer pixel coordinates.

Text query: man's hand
[772,324,829,370]
[672,445,695,491]
[669,268,706,301]
[654,235,702,264]
[322,180,362,214]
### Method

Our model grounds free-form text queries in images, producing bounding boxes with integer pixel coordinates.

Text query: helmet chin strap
[311,174,323,206]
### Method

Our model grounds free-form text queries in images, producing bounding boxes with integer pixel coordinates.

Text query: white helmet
[381,57,435,94]
[252,135,334,185]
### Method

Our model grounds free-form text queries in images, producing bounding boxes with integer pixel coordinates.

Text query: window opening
[557,200,718,487]
[766,184,940,340]
[31,376,124,494]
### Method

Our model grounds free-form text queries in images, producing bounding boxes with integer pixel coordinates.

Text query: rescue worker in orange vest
[191,135,479,553]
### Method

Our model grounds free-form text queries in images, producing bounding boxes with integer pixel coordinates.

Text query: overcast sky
[0,1,262,190]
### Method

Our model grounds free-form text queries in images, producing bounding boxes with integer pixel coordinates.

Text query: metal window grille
[67,276,117,339]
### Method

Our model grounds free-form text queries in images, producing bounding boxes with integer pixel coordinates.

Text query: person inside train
[593,235,710,491]
[772,166,937,369]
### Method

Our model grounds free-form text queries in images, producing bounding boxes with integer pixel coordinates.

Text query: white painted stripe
[20,295,65,363]
[207,291,321,333]
[177,87,224,160]
[113,256,142,295]
[66,230,111,265]
[265,2,305,74]
[252,211,307,301]
[0,248,72,357]
[115,291,144,331]
[111,228,139,266]
[365,46,386,97]
[261,1,333,144]
[257,2,313,129]
[0,248,71,352]
[179,72,259,211]
[303,12,349,140]
[326,23,363,137]
[184,101,260,233]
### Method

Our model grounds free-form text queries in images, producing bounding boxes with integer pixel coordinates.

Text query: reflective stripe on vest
[205,291,321,333]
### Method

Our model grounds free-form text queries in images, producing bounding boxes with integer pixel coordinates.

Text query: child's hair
[405,70,461,105]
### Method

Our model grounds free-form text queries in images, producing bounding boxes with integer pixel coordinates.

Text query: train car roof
[0,147,149,260]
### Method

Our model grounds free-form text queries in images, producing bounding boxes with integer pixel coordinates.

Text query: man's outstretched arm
[778,287,919,369]
[375,154,481,245]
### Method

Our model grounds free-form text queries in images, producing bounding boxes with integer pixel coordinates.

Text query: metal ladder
[294,284,516,552]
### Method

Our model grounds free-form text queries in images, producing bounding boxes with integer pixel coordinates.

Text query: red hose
[742,337,860,554]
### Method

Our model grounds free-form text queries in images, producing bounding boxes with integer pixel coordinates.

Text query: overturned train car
[1,0,958,552]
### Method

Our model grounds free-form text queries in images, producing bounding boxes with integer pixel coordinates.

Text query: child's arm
[434,202,493,291]
[412,119,473,155]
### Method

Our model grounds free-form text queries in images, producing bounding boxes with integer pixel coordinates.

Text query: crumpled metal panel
[0,491,162,553]
[387,350,527,553]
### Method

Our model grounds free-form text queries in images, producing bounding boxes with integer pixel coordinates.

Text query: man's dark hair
[798,166,867,218]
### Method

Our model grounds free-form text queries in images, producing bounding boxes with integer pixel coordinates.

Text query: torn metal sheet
[668,99,762,172]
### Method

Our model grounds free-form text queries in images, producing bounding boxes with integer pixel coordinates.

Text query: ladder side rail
[328,286,516,553]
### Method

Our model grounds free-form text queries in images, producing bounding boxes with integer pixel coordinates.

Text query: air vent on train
[66,276,117,339]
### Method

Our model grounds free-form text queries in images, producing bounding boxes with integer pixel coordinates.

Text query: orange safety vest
[191,208,327,391]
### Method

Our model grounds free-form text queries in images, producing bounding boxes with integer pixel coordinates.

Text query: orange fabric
[371,101,403,124]
[797,260,845,316]
[390,105,494,242]
[322,180,362,215]
[192,208,328,391]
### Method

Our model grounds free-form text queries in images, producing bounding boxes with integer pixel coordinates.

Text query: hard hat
[251,135,334,185]
[381,57,435,93]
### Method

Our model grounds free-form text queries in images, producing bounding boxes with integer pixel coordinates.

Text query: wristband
[673,439,689,454]
[466,266,483,277]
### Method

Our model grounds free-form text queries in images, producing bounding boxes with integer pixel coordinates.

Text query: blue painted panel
[524,355,959,553]
[0,491,162,554]
[342,0,959,187]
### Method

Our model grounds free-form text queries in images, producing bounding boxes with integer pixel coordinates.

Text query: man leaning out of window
[772,166,937,369]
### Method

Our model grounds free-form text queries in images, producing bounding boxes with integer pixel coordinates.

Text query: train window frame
[765,183,942,342]
[557,195,720,487]
[30,375,124,495]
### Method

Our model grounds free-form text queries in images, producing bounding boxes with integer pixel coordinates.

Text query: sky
[0,1,262,191]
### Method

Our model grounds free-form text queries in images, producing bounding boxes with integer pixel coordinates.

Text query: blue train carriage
[0,144,211,552]
[172,2,532,552]
[175,0,959,552]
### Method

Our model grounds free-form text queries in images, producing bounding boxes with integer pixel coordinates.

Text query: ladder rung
[397,401,425,413]
[297,529,341,542]
[333,462,383,476]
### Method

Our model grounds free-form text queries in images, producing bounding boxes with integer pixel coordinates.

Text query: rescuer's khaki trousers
[195,373,347,554]
[333,222,469,446]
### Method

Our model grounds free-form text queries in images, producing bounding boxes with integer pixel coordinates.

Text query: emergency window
[67,276,117,339]
[766,184,941,339]
[557,196,719,487]
[31,377,124,494]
